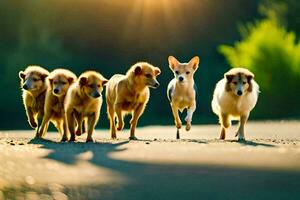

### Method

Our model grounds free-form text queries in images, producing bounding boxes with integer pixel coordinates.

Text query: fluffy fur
[38,69,77,141]
[211,68,259,141]
[167,56,200,139]
[106,62,161,140]
[19,65,49,137]
[65,71,108,142]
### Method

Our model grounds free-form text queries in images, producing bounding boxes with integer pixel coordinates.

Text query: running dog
[106,62,161,140]
[65,71,108,142]
[19,65,49,138]
[38,69,77,141]
[167,56,200,139]
[211,68,259,141]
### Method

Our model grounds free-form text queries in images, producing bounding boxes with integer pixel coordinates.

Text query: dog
[65,71,108,142]
[167,56,200,139]
[211,68,259,141]
[38,69,77,141]
[106,62,161,140]
[19,65,49,137]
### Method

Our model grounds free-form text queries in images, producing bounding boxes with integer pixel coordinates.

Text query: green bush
[219,18,300,118]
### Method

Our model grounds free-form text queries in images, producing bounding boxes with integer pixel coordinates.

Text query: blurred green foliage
[219,3,300,118]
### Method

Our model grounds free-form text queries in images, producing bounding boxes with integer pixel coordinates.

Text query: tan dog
[211,68,259,141]
[19,66,49,137]
[38,69,77,141]
[106,62,161,140]
[65,71,108,142]
[167,56,200,139]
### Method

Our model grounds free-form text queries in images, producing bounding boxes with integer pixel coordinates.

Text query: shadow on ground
[3,138,299,200]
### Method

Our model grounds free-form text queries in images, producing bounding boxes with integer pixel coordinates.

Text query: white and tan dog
[167,56,200,139]
[211,68,259,141]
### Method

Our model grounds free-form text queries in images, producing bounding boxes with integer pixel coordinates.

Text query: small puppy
[19,66,49,137]
[211,68,259,141]
[167,56,200,139]
[106,62,161,140]
[38,69,77,141]
[65,71,108,142]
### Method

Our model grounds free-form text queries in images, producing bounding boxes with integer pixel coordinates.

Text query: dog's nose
[93,92,101,98]
[22,84,28,90]
[179,77,184,82]
[154,82,160,88]
[237,90,243,96]
[54,88,59,94]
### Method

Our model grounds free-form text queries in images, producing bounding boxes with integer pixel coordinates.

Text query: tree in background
[219,1,300,118]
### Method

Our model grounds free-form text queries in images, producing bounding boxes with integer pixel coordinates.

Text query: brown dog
[65,71,108,142]
[106,62,161,140]
[38,69,77,141]
[19,66,49,137]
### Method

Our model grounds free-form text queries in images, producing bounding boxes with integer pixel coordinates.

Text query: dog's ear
[224,73,234,92]
[246,74,254,92]
[225,74,234,83]
[41,74,48,82]
[102,78,108,86]
[134,65,142,75]
[19,71,26,80]
[188,56,200,71]
[48,78,53,87]
[168,56,179,70]
[68,77,75,84]
[79,77,87,86]
[154,67,161,76]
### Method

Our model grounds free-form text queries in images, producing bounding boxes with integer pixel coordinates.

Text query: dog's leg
[171,105,182,129]
[129,103,145,140]
[185,104,196,131]
[236,114,249,141]
[114,103,124,131]
[86,113,98,143]
[107,104,117,139]
[220,113,230,140]
[61,114,69,142]
[26,107,37,129]
[67,109,76,141]
[37,112,51,138]
[75,113,84,136]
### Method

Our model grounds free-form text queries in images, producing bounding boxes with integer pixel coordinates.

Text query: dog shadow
[227,139,276,147]
[25,136,297,200]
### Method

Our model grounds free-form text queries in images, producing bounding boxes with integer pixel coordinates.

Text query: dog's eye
[89,84,93,88]
[175,71,179,75]
[145,74,152,78]
[33,78,39,82]
[242,81,246,85]
[186,71,190,75]
[233,81,238,85]
[53,81,58,84]
[61,81,67,85]
[97,84,101,88]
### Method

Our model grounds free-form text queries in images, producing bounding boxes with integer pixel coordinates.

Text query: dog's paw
[129,136,138,140]
[175,122,182,129]
[69,136,76,142]
[29,120,38,128]
[61,136,68,142]
[237,136,246,142]
[86,137,94,143]
[116,122,124,131]
[186,123,191,131]
[111,134,117,140]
